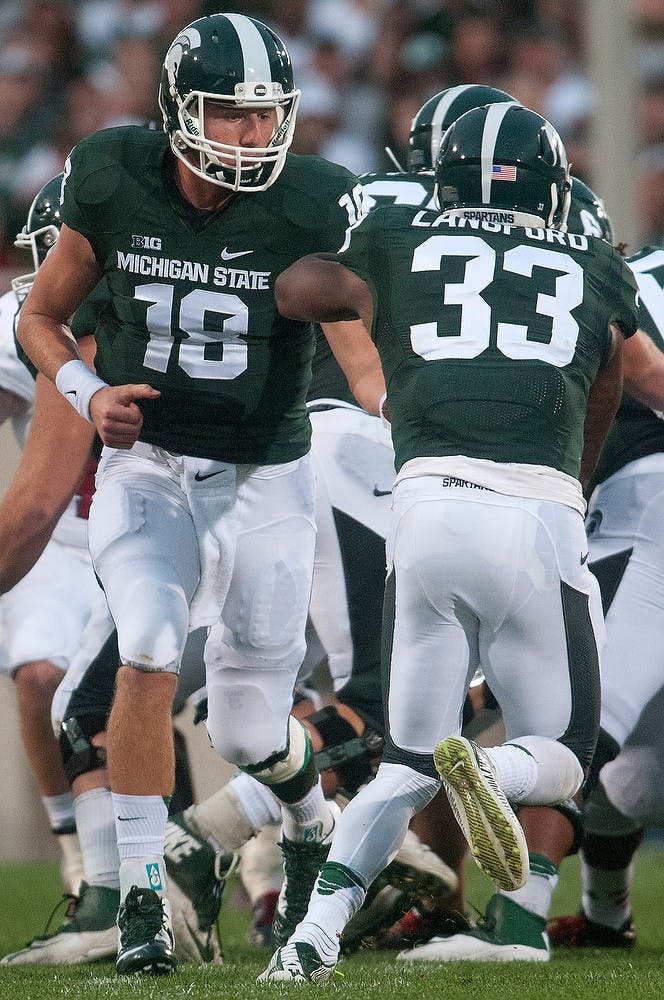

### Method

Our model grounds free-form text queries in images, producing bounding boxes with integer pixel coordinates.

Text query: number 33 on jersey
[338,207,639,478]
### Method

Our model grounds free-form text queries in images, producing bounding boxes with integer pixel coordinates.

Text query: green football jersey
[592,245,664,487]
[309,169,436,404]
[61,126,364,462]
[338,207,639,478]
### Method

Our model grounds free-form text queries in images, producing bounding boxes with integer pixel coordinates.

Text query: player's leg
[548,467,664,949]
[1,540,103,895]
[401,494,600,964]
[205,455,340,946]
[259,482,516,981]
[89,444,200,975]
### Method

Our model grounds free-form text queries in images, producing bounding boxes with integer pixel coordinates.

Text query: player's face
[203,101,278,148]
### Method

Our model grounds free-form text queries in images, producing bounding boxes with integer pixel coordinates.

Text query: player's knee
[513,735,585,805]
[14,659,64,706]
[584,780,643,839]
[116,580,188,672]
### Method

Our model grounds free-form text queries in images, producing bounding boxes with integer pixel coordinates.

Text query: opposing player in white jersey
[0,178,104,896]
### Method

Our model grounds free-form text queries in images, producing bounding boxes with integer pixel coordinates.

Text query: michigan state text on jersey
[60,125,363,463]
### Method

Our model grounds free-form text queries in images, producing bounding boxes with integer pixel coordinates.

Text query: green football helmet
[12,172,63,302]
[566,176,614,243]
[435,104,571,229]
[408,84,518,174]
[159,13,300,192]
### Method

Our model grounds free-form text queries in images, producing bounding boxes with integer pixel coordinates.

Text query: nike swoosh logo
[117,816,147,821]
[373,486,392,497]
[65,389,77,396]
[220,247,253,260]
[580,552,589,565]
[194,470,225,482]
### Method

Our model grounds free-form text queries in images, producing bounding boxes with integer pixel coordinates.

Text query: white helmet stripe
[429,85,474,167]
[225,12,273,82]
[480,103,514,202]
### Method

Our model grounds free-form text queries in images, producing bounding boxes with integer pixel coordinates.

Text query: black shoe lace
[119,888,165,948]
[21,892,79,946]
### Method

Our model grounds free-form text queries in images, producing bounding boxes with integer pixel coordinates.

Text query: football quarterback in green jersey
[260,104,640,983]
[16,12,366,977]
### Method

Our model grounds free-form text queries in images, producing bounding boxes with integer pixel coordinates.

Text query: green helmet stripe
[225,12,274,84]
[480,103,513,202]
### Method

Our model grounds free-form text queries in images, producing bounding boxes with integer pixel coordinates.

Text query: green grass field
[2,847,664,1000]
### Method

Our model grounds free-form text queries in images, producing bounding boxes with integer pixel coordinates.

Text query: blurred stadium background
[0,0,662,860]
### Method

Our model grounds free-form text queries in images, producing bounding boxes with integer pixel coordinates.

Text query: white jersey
[0,289,34,447]
[0,289,102,674]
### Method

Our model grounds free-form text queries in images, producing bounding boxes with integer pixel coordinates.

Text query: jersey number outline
[410,235,584,367]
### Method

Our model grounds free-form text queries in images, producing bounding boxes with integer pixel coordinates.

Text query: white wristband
[55,359,108,423]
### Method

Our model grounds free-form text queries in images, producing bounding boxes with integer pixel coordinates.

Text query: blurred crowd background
[0,0,662,269]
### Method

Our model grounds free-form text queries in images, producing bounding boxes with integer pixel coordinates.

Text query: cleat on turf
[115,885,176,975]
[397,893,549,962]
[434,736,528,891]
[340,829,458,954]
[258,941,336,982]
[547,911,636,949]
[0,882,119,965]
[164,813,237,964]
[376,907,472,951]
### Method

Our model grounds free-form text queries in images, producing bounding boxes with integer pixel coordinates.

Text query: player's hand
[89,384,160,449]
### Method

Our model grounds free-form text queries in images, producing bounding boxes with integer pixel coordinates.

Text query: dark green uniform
[61,125,362,462]
[592,246,664,488]
[338,208,639,477]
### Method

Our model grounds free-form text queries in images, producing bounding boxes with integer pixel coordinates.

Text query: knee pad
[308,705,383,797]
[511,735,584,805]
[114,579,188,673]
[241,717,317,804]
[59,714,108,785]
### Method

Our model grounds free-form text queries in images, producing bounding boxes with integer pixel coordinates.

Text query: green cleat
[0,882,119,965]
[397,893,549,962]
[271,838,332,947]
[164,813,237,964]
[434,736,528,891]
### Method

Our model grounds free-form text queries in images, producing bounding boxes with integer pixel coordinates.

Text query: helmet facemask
[166,88,300,192]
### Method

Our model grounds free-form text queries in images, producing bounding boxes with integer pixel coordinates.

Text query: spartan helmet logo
[165,28,201,93]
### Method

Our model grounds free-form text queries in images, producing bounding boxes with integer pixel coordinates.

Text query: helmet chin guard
[159,14,300,192]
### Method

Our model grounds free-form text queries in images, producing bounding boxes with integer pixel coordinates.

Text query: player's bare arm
[623,328,664,410]
[580,325,624,492]
[277,254,384,413]
[0,361,96,594]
